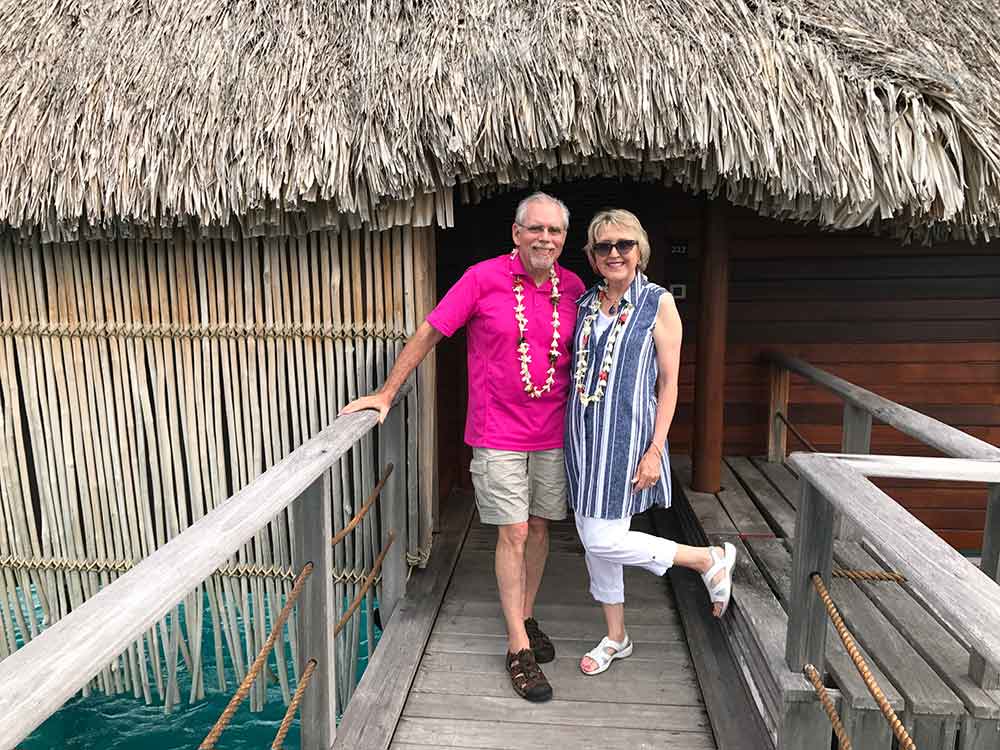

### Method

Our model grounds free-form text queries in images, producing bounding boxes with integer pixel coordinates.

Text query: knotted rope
[270,658,318,750]
[833,568,906,584]
[803,663,852,750]
[810,572,916,750]
[199,563,314,750]
[331,464,392,548]
[335,531,396,637]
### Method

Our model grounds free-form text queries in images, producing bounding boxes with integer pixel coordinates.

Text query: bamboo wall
[0,225,435,714]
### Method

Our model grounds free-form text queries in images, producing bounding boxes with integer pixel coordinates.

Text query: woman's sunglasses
[590,239,638,258]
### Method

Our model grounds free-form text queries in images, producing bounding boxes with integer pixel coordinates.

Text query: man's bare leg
[496,521,531,653]
[522,515,549,619]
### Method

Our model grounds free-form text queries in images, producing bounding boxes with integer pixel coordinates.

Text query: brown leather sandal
[524,617,555,663]
[506,648,553,702]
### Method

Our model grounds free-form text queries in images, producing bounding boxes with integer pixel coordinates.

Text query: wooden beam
[293,472,337,750]
[767,364,790,463]
[813,454,1000,483]
[379,401,407,624]
[970,483,1000,689]
[785,480,835,673]
[765,352,1000,462]
[414,227,438,541]
[692,199,728,493]
[789,453,1000,674]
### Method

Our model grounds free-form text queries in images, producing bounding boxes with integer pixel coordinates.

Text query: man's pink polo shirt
[426,252,586,451]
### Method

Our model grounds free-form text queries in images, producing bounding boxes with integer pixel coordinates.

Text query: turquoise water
[18,593,379,750]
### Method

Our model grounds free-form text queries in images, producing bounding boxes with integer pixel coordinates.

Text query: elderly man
[342,192,585,702]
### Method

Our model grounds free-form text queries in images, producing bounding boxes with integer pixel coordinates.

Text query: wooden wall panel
[435,183,999,552]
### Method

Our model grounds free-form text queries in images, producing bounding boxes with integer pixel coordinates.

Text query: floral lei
[574,283,632,406]
[511,250,561,399]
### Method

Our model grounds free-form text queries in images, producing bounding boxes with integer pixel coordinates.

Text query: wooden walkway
[673,454,1000,750]
[339,491,731,749]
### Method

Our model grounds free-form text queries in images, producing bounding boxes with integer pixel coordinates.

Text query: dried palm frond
[2,0,1000,242]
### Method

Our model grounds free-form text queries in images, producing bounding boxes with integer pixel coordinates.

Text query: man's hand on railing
[340,390,394,424]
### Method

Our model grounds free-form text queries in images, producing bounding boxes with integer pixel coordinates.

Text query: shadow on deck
[336,489,767,749]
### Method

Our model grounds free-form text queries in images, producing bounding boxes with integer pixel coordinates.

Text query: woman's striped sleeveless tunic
[565,272,672,520]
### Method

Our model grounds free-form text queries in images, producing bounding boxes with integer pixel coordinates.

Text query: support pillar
[692,198,729,493]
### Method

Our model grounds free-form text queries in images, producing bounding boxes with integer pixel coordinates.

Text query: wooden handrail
[787,453,1000,679]
[765,351,1000,460]
[0,385,411,750]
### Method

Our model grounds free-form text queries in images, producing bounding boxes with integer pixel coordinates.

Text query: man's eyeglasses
[590,239,638,257]
[517,222,565,237]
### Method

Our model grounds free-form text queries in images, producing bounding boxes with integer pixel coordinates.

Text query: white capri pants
[575,514,678,604]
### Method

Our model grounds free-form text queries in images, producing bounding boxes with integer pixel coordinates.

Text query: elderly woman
[565,209,736,676]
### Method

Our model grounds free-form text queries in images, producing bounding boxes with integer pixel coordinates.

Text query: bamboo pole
[399,228,419,564]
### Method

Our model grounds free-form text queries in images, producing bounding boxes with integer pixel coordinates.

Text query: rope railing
[0,319,409,342]
[810,572,916,750]
[0,555,384,585]
[199,563,314,750]
[803,663,852,750]
[773,411,819,454]
[270,658,318,750]
[331,464,393,548]
[335,532,396,638]
[832,568,906,584]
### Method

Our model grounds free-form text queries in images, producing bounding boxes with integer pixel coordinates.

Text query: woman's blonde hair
[585,209,651,271]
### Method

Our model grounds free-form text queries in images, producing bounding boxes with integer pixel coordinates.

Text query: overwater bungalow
[1,1,998,749]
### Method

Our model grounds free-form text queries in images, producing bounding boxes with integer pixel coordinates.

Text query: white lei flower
[512,250,561,399]
[574,284,632,406]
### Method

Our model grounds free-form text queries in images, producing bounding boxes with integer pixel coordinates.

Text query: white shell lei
[512,251,561,399]
[574,285,632,406]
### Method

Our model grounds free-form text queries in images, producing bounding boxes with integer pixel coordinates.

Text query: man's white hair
[515,192,570,229]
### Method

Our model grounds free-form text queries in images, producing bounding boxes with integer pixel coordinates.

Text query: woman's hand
[631,448,662,493]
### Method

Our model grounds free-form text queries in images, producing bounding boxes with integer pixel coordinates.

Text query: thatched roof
[3,0,1000,242]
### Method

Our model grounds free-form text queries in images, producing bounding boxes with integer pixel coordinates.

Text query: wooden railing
[785,453,1000,697]
[0,386,411,750]
[765,352,1000,689]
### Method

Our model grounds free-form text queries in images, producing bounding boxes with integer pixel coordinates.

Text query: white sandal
[580,635,633,676]
[702,542,737,617]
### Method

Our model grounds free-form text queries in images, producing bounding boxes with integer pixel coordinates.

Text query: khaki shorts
[469,448,568,526]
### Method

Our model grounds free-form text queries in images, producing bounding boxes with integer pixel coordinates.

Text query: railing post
[768,363,790,462]
[293,472,337,750]
[835,403,872,540]
[379,402,407,624]
[970,484,1000,689]
[786,479,835,673]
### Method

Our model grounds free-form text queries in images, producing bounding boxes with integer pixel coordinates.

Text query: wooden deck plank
[726,457,797,538]
[384,495,719,749]
[432,614,688,644]
[749,456,801,510]
[426,632,686,661]
[718,459,775,536]
[436,598,679,626]
[333,492,475,750]
[413,672,705,712]
[672,455,738,535]
[391,717,717,749]
[654,506,774,750]
[401,693,712,732]
[419,651,698,681]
